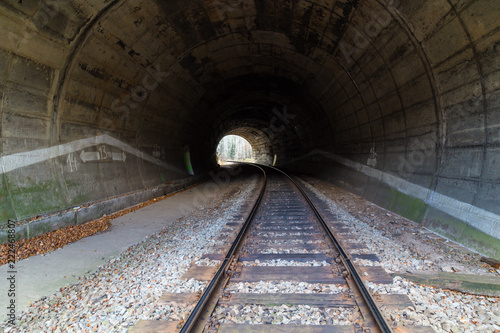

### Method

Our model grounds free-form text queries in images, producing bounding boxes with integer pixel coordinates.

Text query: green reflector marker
[184,145,194,175]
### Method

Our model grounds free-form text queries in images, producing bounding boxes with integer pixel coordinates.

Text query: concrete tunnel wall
[0,0,499,257]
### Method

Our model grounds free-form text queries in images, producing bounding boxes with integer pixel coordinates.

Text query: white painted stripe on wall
[313,150,500,240]
[0,134,180,174]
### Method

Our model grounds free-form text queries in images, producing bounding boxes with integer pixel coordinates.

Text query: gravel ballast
[299,177,498,277]
[3,173,498,333]
[226,281,347,294]
[0,176,257,333]
[369,277,500,332]
[299,177,500,332]
[212,304,355,325]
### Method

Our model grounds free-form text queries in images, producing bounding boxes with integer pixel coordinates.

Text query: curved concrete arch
[375,0,445,193]
[49,0,126,145]
[325,0,444,206]
[223,127,274,164]
[442,0,491,209]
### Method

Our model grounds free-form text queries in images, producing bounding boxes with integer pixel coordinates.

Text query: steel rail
[179,164,267,333]
[270,165,393,333]
[181,163,391,332]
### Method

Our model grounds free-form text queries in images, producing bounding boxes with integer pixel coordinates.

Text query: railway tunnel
[0,0,499,258]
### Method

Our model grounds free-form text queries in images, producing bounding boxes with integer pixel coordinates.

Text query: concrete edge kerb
[306,150,500,240]
[0,174,208,244]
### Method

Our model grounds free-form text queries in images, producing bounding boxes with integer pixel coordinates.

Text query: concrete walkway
[0,181,214,323]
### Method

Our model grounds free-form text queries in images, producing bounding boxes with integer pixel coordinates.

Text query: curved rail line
[180,164,392,333]
[272,166,392,333]
[179,164,268,333]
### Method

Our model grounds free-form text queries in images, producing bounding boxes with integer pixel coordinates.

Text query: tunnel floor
[0,181,220,324]
[0,171,499,332]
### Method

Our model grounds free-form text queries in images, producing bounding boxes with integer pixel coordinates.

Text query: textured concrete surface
[0,174,208,243]
[289,151,500,258]
[393,272,500,297]
[0,180,216,323]
[0,0,498,252]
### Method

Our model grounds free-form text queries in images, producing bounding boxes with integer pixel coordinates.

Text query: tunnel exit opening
[216,135,253,164]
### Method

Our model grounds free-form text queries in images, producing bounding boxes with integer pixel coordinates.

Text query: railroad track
[132,164,435,333]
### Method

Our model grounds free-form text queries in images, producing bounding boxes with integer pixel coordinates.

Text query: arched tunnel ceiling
[59,0,362,162]
[0,0,499,254]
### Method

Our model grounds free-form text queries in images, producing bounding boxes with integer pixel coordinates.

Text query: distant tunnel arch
[217,129,272,165]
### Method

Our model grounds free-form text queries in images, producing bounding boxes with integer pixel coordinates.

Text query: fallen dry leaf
[0,187,192,265]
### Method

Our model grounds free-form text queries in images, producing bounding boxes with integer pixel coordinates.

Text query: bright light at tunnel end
[216,135,253,165]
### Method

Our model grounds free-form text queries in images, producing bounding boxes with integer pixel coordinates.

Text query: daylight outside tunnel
[0,0,499,258]
[216,135,254,164]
